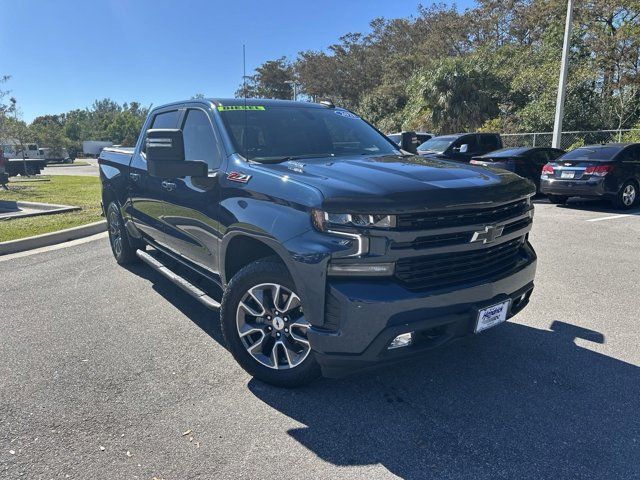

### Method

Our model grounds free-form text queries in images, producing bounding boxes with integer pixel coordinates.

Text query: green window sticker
[217,105,266,111]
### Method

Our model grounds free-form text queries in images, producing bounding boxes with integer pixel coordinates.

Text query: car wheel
[220,258,321,387]
[546,194,568,205]
[106,202,140,265]
[612,180,638,210]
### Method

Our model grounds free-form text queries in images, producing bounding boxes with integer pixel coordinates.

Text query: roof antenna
[242,44,247,158]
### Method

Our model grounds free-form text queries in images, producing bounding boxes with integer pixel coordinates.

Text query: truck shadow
[122,263,638,478]
[123,262,225,345]
[247,321,639,479]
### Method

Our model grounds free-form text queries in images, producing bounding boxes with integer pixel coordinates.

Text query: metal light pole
[285,80,299,101]
[552,0,574,149]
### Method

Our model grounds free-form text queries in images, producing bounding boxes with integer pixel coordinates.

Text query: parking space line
[586,214,633,222]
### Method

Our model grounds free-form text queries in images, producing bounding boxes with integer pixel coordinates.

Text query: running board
[136,249,221,310]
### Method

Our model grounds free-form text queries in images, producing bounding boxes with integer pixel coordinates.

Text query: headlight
[311,210,396,231]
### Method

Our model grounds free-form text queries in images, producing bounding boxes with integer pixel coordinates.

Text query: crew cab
[417,133,503,162]
[99,99,537,387]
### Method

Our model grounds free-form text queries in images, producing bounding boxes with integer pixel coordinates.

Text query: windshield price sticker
[217,105,266,111]
[334,110,360,119]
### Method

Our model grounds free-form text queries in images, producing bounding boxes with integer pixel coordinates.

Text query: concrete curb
[0,220,107,256]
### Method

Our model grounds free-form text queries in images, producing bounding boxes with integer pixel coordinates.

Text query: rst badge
[227,171,252,183]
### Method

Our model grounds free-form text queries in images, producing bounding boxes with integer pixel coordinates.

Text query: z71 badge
[227,171,252,183]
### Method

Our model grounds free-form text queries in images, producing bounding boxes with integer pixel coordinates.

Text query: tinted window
[218,106,397,161]
[387,134,401,146]
[455,135,477,151]
[182,109,222,170]
[151,110,179,129]
[482,147,527,158]
[479,135,500,150]
[561,146,624,162]
[619,145,640,163]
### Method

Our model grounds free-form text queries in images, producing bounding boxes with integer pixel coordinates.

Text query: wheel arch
[221,232,293,286]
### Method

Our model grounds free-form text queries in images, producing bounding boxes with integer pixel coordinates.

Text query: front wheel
[611,180,638,210]
[546,194,568,205]
[220,258,321,387]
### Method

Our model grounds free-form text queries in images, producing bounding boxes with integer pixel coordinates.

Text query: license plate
[561,171,575,179]
[475,300,510,333]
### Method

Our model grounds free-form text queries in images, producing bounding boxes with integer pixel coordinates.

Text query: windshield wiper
[252,153,335,164]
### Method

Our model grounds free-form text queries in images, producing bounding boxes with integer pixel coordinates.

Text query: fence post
[618,130,622,142]
[533,133,537,147]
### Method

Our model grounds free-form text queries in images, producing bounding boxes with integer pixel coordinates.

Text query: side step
[136,249,221,310]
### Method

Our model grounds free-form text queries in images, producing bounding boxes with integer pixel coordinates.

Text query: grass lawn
[0,175,103,242]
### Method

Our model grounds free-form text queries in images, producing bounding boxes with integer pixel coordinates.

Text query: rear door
[616,145,640,188]
[159,106,225,274]
[128,108,181,246]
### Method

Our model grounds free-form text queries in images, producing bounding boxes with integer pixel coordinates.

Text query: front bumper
[540,177,608,198]
[308,246,537,378]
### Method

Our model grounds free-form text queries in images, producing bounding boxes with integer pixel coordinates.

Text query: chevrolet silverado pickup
[98,98,537,387]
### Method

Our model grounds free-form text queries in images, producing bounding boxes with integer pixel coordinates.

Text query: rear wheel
[611,180,638,210]
[220,258,321,387]
[106,202,140,265]
[547,194,568,205]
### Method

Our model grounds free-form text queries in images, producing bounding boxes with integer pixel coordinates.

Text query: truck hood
[256,154,535,213]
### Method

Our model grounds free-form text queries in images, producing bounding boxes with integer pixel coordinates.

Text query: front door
[159,107,225,274]
[129,109,181,248]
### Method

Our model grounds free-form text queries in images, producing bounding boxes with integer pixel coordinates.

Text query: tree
[235,57,294,99]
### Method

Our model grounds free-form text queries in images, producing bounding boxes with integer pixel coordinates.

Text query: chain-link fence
[501,129,640,150]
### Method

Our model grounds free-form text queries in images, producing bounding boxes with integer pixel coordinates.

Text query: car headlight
[311,210,396,231]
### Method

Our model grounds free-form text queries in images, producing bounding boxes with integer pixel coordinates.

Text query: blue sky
[1,0,474,122]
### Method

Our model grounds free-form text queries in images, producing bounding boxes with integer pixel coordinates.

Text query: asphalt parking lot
[41,159,99,177]
[1,199,639,480]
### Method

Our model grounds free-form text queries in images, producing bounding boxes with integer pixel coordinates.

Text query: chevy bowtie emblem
[470,225,504,244]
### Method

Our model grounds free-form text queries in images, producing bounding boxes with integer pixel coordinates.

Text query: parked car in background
[540,143,640,209]
[417,133,503,162]
[386,131,434,154]
[470,147,565,192]
[39,147,72,164]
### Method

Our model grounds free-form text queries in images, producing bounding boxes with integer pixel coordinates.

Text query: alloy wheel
[108,209,123,257]
[236,283,311,370]
[622,184,636,206]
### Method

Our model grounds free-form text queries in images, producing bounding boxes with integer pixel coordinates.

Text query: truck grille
[396,199,529,230]
[395,238,525,291]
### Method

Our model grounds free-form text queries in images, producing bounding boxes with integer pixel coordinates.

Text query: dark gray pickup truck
[99,98,537,387]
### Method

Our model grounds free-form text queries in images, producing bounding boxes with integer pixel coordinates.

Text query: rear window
[560,146,622,162]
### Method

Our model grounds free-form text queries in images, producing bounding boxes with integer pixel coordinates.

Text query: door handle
[161,180,176,191]
[129,172,141,182]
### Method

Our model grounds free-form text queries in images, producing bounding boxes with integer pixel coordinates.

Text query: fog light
[327,262,394,276]
[388,332,413,349]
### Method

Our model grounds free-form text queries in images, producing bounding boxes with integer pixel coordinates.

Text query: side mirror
[399,132,418,154]
[459,144,469,154]
[146,129,207,178]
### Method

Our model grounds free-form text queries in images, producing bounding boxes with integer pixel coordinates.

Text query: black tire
[220,257,321,387]
[547,194,568,205]
[611,180,638,210]
[106,202,140,265]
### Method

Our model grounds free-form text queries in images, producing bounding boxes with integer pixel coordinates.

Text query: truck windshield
[417,136,455,153]
[217,105,398,162]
